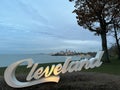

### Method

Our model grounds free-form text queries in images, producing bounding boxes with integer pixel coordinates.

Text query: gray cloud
[0,0,102,54]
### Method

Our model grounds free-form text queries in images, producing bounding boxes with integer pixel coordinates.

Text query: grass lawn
[0,58,120,76]
[83,58,120,75]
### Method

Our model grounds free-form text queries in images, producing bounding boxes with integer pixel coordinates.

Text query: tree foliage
[69,0,120,62]
[70,0,119,34]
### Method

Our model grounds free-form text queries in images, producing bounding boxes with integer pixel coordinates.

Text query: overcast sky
[0,0,111,54]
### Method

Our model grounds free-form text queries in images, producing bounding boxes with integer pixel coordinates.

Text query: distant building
[51,49,96,57]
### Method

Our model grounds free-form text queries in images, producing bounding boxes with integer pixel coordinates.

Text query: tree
[108,7,120,59]
[109,43,119,58]
[69,0,120,62]
[113,16,120,59]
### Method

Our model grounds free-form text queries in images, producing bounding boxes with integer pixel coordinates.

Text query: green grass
[0,59,120,76]
[82,58,120,75]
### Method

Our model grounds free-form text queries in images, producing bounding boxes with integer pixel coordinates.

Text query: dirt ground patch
[0,72,120,90]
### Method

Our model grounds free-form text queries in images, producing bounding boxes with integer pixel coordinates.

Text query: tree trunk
[101,32,110,63]
[114,26,120,59]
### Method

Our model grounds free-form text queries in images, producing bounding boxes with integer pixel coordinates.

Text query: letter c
[4,59,34,88]
[4,59,60,88]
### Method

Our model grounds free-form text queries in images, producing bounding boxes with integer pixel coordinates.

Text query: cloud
[17,0,48,23]
[37,39,102,53]
[63,40,101,45]
[0,0,102,54]
[49,39,102,52]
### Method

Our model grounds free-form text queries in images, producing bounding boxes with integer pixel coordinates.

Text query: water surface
[0,54,80,67]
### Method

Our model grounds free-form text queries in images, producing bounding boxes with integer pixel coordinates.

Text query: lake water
[0,54,81,67]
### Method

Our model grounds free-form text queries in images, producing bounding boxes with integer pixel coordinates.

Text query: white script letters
[4,51,104,88]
